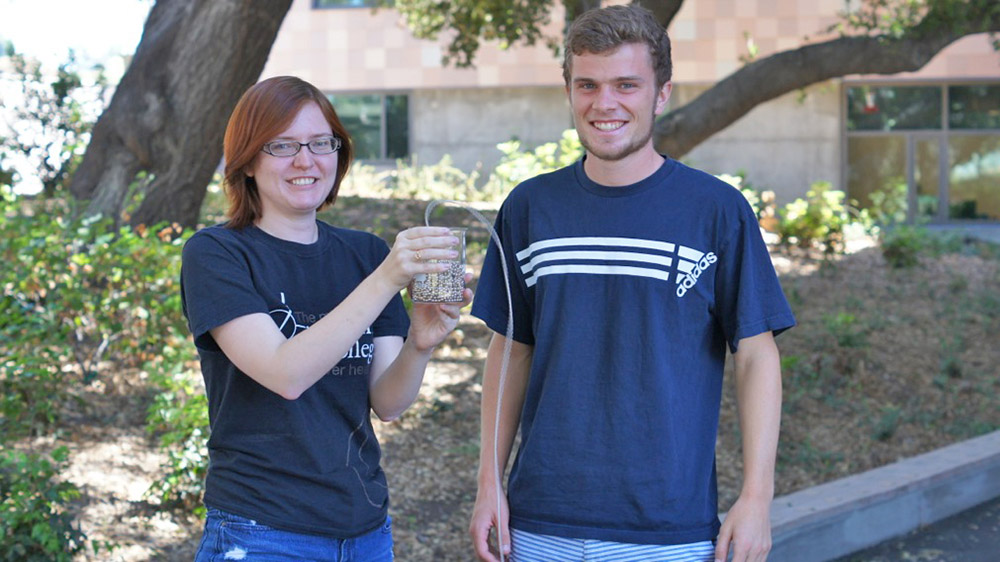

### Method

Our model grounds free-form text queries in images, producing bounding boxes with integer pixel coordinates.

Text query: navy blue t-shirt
[471,157,795,545]
[180,222,409,538]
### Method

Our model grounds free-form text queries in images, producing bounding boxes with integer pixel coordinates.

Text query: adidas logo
[675,251,717,297]
[516,236,718,298]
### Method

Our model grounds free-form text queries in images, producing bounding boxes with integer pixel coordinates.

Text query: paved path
[929,224,1000,245]
[833,496,1000,562]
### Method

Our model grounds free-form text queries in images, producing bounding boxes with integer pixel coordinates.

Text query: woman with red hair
[181,76,468,561]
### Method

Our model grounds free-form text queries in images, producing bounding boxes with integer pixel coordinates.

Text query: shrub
[0,447,94,561]
[340,130,584,205]
[777,181,853,254]
[144,343,209,513]
[0,193,189,434]
[881,225,929,268]
[822,311,868,349]
[715,172,779,231]
[872,405,902,441]
[485,129,583,198]
[866,180,908,228]
[2,191,201,537]
[340,156,485,202]
[386,155,485,202]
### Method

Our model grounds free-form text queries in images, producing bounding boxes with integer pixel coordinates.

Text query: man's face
[566,43,671,164]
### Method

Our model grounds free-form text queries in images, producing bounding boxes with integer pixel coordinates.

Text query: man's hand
[714,494,772,562]
[470,485,511,562]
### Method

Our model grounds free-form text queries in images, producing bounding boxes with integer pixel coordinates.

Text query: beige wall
[411,86,571,174]
[263,0,998,89]
[260,0,565,90]
[672,82,842,204]
[669,0,845,83]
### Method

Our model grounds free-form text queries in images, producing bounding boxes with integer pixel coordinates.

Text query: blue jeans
[194,508,393,561]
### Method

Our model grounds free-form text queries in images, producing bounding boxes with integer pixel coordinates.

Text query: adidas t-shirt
[180,222,409,538]
[471,157,795,545]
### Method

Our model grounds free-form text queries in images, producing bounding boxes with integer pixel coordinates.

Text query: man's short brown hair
[562,4,672,89]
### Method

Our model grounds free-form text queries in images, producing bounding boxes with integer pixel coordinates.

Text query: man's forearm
[478,334,533,488]
[733,331,782,499]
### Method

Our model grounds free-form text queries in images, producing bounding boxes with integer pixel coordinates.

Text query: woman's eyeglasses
[261,136,341,157]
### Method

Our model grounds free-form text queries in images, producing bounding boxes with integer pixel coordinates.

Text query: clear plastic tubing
[424,199,514,562]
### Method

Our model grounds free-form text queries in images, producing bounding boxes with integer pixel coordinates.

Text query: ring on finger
[415,251,422,261]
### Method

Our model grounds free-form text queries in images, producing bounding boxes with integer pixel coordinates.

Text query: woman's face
[247,101,339,221]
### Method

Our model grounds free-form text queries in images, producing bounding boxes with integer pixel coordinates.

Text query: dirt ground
[49,198,1000,561]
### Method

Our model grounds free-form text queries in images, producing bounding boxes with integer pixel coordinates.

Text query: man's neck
[582,145,664,187]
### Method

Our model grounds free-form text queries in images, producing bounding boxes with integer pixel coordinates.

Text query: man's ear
[655,81,673,116]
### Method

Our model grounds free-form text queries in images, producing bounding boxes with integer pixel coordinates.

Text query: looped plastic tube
[425,199,514,562]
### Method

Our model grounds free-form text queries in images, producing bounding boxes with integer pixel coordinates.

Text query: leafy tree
[0,45,103,198]
[67,0,1000,227]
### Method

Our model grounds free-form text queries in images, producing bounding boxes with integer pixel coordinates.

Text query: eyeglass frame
[261,136,342,157]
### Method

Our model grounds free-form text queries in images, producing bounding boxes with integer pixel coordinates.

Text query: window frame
[842,79,1000,224]
[328,91,411,163]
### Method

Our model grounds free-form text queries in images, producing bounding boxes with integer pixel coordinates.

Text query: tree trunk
[634,0,684,29]
[565,0,684,34]
[68,0,293,228]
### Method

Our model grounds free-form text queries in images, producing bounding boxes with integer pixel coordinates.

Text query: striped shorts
[510,528,715,562]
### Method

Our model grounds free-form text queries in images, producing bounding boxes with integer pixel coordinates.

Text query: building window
[949,135,1000,220]
[847,85,941,131]
[949,84,1000,130]
[845,83,1000,223]
[329,93,409,162]
[313,0,392,8]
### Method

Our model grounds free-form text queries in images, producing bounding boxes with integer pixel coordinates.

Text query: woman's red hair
[223,76,354,229]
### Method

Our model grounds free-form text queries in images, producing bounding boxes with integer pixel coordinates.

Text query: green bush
[0,447,92,561]
[144,343,209,513]
[880,225,968,268]
[822,311,868,349]
[881,225,930,268]
[340,156,486,202]
[715,172,780,232]
[2,190,202,538]
[872,405,902,442]
[0,351,72,439]
[485,129,583,198]
[386,155,485,201]
[777,181,853,254]
[866,180,908,227]
[0,192,189,436]
[340,129,584,205]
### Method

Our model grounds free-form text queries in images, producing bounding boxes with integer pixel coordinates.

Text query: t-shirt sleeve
[369,237,410,338]
[714,198,796,353]
[471,201,535,344]
[181,231,268,350]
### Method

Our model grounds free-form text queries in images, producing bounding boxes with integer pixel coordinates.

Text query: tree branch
[656,3,1000,158]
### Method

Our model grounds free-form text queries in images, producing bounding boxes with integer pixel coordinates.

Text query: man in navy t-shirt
[468,5,795,562]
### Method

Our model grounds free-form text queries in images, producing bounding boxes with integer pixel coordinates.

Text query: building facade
[260,0,1000,223]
